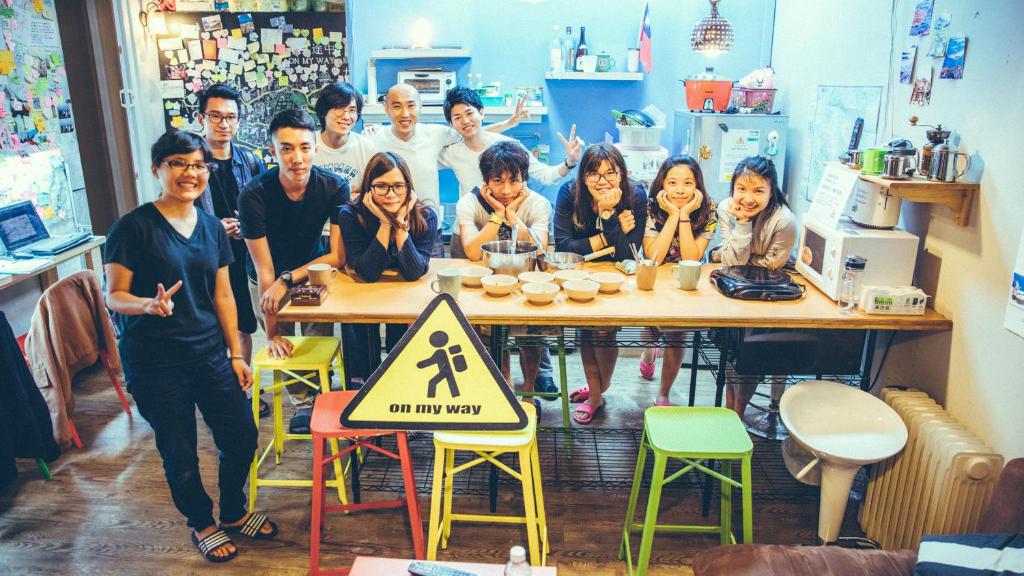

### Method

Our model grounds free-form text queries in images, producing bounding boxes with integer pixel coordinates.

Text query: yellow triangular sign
[341,293,528,431]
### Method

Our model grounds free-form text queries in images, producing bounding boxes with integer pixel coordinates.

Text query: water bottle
[838,255,866,313]
[504,545,531,576]
[549,26,562,72]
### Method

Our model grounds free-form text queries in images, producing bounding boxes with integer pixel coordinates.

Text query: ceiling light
[691,0,734,56]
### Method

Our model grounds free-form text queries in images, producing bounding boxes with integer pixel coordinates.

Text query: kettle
[928,141,970,182]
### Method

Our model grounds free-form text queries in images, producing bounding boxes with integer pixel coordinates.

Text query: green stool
[620,407,754,576]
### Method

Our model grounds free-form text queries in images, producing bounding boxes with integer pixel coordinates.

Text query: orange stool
[310,391,425,576]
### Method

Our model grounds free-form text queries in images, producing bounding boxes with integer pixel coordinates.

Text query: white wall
[774,0,1024,458]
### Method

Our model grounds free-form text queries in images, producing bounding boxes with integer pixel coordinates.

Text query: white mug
[307,263,338,286]
[577,55,598,73]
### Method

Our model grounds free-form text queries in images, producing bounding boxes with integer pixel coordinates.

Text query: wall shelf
[544,71,644,81]
[857,172,978,227]
[361,104,547,125]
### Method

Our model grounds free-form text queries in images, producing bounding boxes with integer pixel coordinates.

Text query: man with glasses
[312,81,378,195]
[238,109,349,434]
[194,84,265,407]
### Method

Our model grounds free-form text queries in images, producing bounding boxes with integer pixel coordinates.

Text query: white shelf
[361,104,547,125]
[545,71,644,81]
[369,48,470,60]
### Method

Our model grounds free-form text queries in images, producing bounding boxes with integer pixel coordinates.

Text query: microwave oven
[795,217,919,301]
[397,70,456,105]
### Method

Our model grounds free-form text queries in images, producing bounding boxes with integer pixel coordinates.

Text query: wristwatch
[279,270,293,288]
[563,158,577,169]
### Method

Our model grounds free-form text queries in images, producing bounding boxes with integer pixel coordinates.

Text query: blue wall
[347,0,775,203]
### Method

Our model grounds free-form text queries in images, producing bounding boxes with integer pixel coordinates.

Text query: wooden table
[0,236,105,291]
[348,556,557,575]
[279,258,951,332]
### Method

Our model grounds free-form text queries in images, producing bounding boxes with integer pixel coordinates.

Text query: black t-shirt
[105,203,233,370]
[208,157,241,219]
[238,166,349,281]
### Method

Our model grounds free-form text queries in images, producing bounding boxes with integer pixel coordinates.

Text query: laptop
[0,200,91,257]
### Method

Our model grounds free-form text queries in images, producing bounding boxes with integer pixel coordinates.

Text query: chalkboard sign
[154,10,347,158]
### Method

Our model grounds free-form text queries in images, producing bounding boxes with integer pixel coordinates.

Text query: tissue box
[859,286,929,315]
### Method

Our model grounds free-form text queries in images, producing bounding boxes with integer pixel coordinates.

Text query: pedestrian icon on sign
[416,330,468,398]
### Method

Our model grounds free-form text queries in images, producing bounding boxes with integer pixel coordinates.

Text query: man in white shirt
[365,83,517,256]
[440,86,584,198]
[312,81,379,195]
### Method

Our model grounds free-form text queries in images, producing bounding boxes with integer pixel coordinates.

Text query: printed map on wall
[155,11,347,161]
[803,85,882,202]
[0,0,86,233]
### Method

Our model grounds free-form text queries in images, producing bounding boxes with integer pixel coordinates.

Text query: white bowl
[518,271,555,284]
[562,279,600,302]
[521,281,559,305]
[589,271,627,293]
[481,274,517,296]
[552,269,590,285]
[460,265,493,287]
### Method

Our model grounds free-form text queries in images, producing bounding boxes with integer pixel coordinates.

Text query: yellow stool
[249,336,347,511]
[427,402,549,566]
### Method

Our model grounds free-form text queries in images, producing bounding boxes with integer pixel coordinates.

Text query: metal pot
[847,149,864,169]
[541,250,584,272]
[882,153,917,180]
[481,240,538,276]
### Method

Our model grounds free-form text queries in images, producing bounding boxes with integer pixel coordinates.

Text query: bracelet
[229,355,245,361]
[679,218,691,222]
[563,158,577,169]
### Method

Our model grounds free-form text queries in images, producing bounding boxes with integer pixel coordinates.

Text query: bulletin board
[0,0,85,233]
[154,10,347,159]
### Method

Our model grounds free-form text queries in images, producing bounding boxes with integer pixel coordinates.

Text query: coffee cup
[636,259,658,290]
[671,260,702,290]
[307,263,338,286]
[596,52,615,73]
[577,55,597,73]
[431,268,462,298]
[861,148,887,175]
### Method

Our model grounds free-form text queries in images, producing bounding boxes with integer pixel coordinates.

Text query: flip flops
[655,398,675,407]
[569,386,590,403]
[192,529,237,563]
[640,346,659,381]
[572,401,604,425]
[221,512,278,540]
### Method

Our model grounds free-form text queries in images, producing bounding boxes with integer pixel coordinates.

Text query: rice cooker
[849,178,902,229]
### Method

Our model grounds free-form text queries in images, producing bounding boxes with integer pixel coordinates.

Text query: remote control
[406,561,479,576]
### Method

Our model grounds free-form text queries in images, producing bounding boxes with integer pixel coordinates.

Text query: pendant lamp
[691,0,734,55]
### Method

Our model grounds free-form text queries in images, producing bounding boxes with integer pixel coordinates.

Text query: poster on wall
[1004,230,1024,339]
[939,36,967,80]
[0,0,87,233]
[155,10,347,158]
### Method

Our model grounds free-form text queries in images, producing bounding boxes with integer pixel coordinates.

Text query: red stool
[310,391,425,576]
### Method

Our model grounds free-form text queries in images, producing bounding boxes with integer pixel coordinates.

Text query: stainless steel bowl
[481,240,539,276]
[542,250,584,271]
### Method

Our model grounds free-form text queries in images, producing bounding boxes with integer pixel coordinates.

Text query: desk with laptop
[0,200,103,291]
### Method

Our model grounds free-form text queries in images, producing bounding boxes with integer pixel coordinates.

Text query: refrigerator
[672,111,788,203]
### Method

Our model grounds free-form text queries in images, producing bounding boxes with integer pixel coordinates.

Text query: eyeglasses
[163,160,214,173]
[205,112,239,125]
[584,170,622,185]
[370,182,408,196]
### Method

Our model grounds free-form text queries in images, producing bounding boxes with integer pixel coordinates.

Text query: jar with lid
[838,255,867,313]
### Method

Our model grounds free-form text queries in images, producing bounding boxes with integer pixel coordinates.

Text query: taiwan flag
[638,3,652,73]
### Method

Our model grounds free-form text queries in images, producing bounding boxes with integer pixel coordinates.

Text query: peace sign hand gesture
[143,281,182,317]
[505,95,532,128]
[557,124,585,168]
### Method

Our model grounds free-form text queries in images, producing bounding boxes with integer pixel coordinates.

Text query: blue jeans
[126,351,258,531]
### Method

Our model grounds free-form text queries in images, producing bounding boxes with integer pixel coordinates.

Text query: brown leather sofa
[692,458,1024,576]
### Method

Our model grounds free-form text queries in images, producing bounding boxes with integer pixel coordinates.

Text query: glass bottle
[838,255,867,313]
[565,26,575,71]
[504,545,531,576]
[574,26,588,71]
[549,25,562,72]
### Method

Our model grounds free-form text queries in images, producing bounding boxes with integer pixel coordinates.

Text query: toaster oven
[397,70,456,105]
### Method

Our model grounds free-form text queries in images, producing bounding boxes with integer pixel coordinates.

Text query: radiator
[858,388,1004,550]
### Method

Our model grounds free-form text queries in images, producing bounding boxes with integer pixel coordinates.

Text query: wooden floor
[0,345,867,575]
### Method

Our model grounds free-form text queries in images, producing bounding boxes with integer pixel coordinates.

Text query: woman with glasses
[339,152,437,371]
[104,129,273,563]
[553,143,647,424]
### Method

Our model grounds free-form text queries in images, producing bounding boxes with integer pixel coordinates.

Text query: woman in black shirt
[104,129,275,563]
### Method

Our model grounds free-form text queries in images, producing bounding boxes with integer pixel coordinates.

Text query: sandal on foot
[192,529,237,563]
[258,399,269,418]
[572,401,604,425]
[221,512,278,540]
[640,347,659,381]
[568,386,590,403]
[654,398,675,407]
